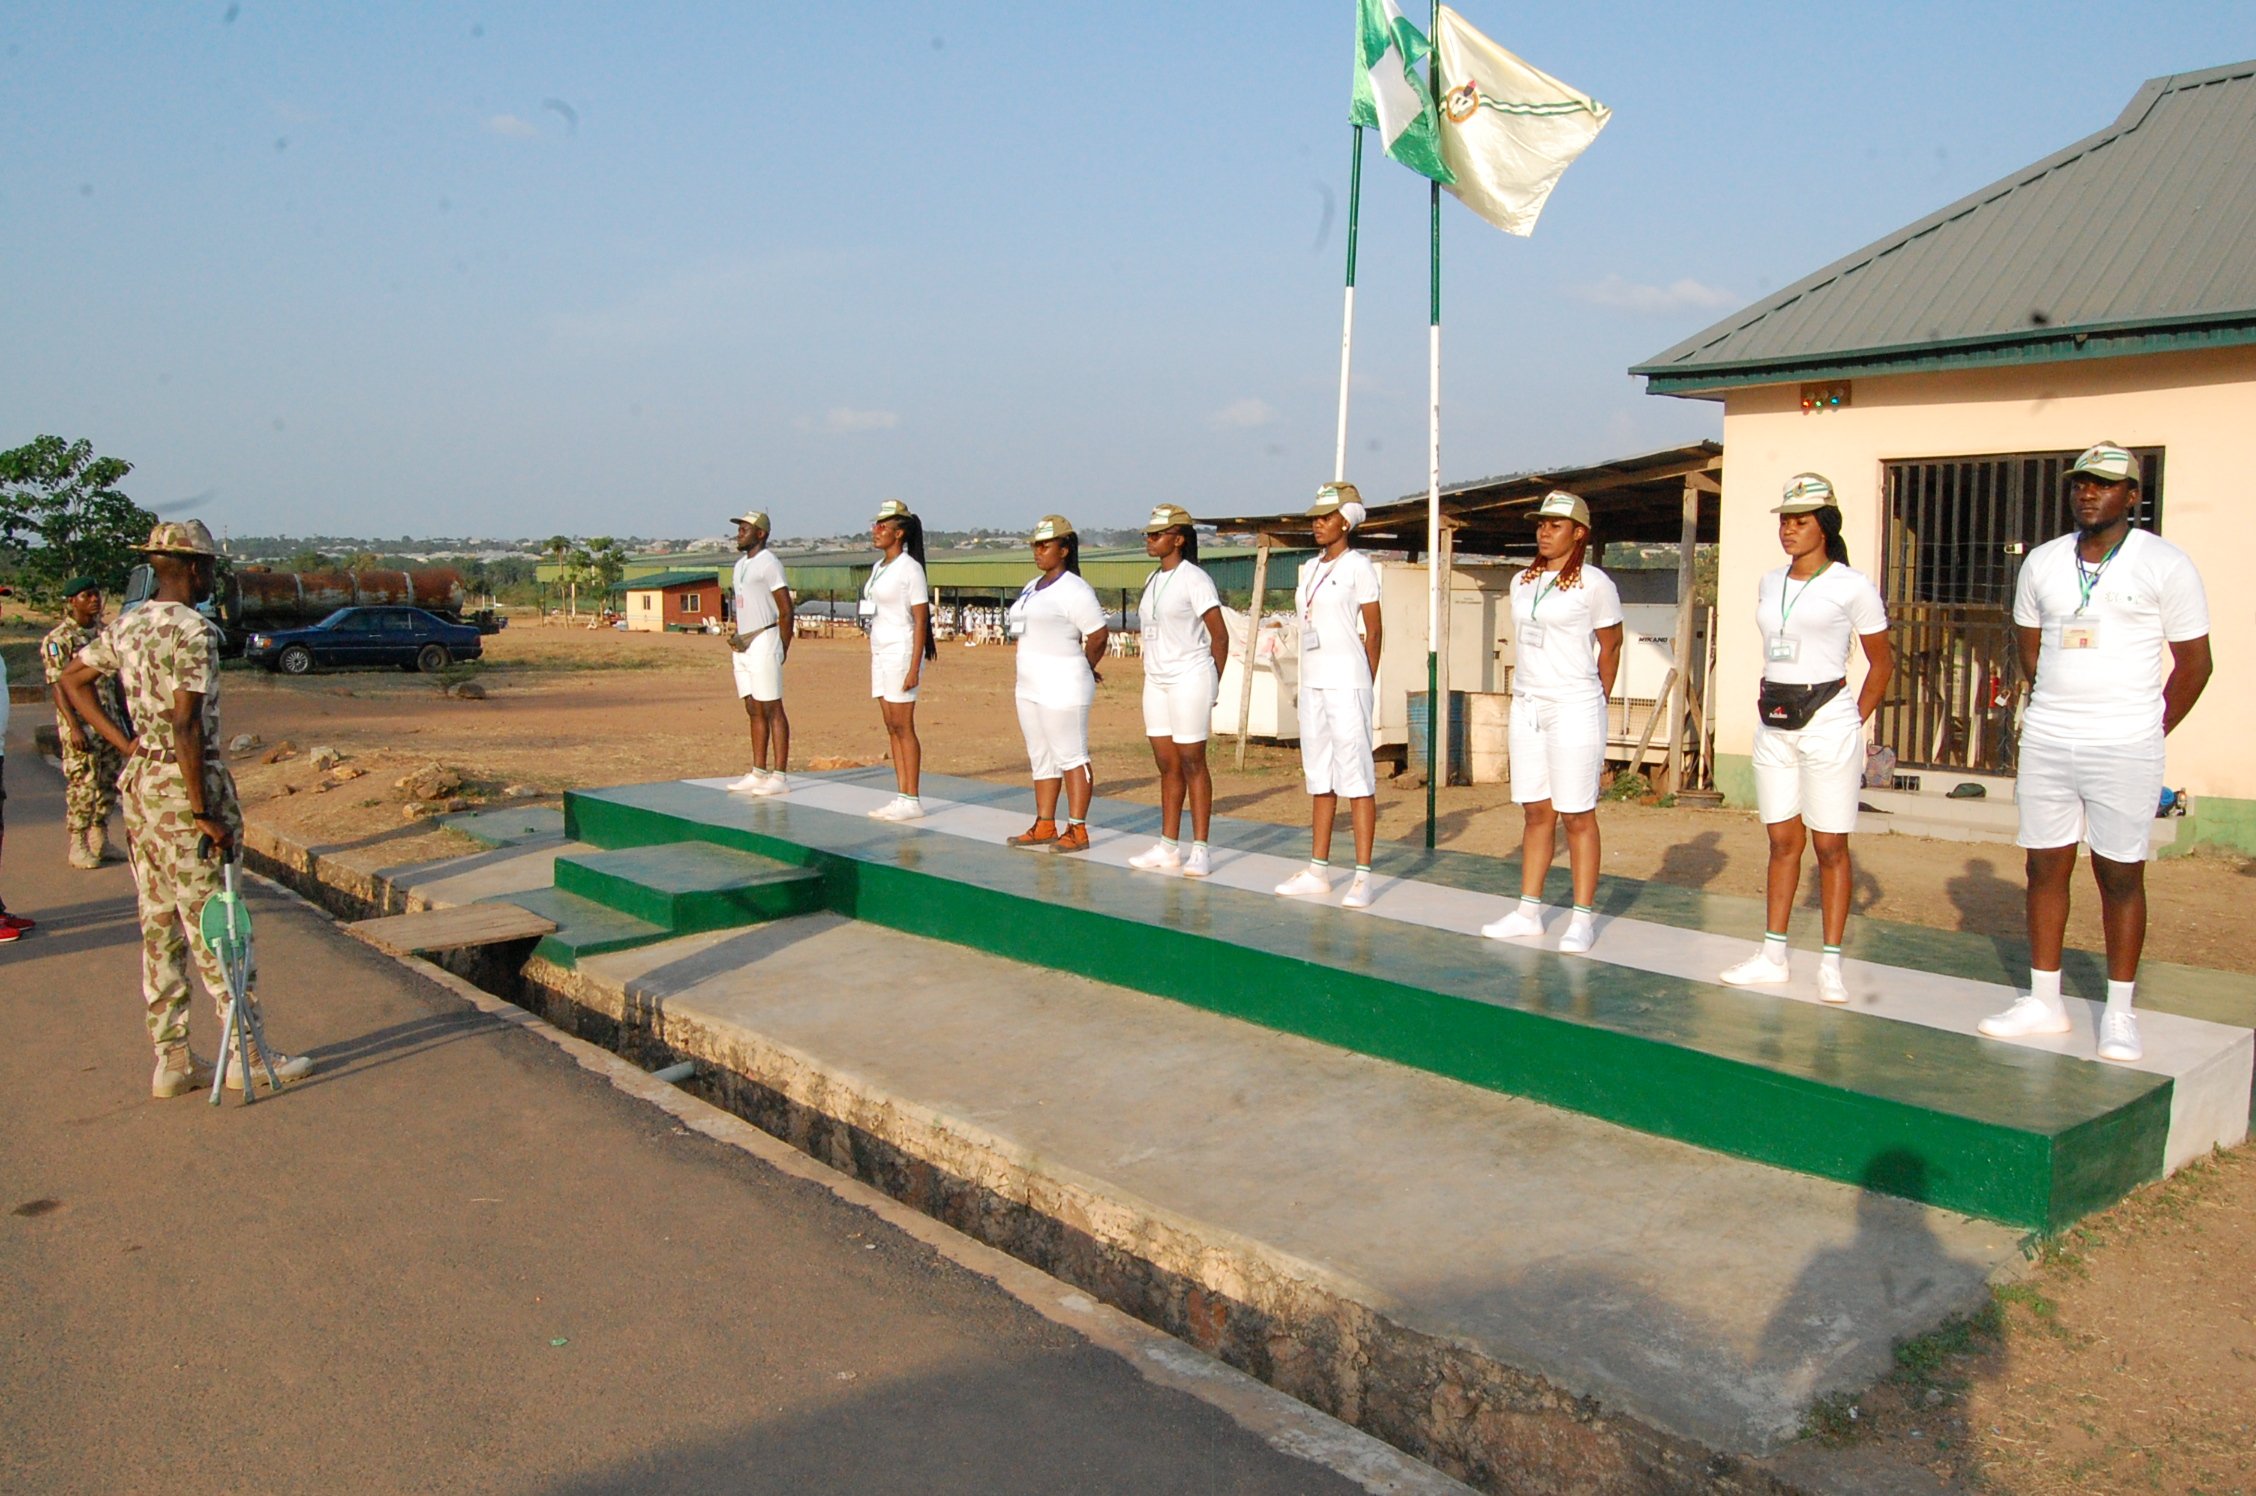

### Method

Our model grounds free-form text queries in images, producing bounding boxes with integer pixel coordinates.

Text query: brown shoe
[1051,824,1091,854]
[1007,819,1060,848]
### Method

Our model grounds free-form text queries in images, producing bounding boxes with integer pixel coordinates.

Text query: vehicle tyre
[277,645,314,676]
[416,643,449,674]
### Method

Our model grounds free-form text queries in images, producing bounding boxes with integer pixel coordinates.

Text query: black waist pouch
[1758,678,1847,731]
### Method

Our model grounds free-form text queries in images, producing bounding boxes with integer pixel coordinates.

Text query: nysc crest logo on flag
[1442,82,1480,125]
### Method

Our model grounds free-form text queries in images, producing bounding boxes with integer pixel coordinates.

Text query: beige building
[1635,59,2256,855]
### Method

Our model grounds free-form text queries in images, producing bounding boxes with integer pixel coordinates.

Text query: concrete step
[1865,804,2180,857]
[553,842,826,937]
[1861,786,2020,826]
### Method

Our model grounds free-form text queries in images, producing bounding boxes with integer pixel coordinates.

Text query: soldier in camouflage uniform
[42,576,126,869]
[62,521,315,1100]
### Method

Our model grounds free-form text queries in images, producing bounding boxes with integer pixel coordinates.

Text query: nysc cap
[1305,481,1362,518]
[728,509,771,532]
[872,499,913,524]
[1531,491,1590,527]
[1772,473,1838,515]
[1029,514,1076,543]
[2068,443,2138,485]
[137,520,219,557]
[1143,503,1196,534]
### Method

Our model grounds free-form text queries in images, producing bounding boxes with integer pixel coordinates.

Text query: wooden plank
[347,902,556,955]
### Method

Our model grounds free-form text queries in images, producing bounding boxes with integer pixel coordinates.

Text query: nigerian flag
[1350,0,1454,185]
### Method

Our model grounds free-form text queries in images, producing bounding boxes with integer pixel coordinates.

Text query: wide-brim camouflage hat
[872,499,912,524]
[1531,491,1590,527]
[1773,473,1838,514]
[1029,514,1076,543]
[729,509,771,531]
[2068,443,2138,484]
[1143,503,1195,533]
[137,519,219,557]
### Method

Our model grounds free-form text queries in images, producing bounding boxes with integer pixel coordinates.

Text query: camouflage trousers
[60,735,123,833]
[122,762,246,1051]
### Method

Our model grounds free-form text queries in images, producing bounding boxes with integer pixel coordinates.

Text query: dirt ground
[19,614,2254,1491]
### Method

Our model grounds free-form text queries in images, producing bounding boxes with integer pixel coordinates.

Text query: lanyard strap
[2073,538,2124,614]
[1145,565,1174,614]
[1301,557,1340,615]
[1779,562,1830,633]
[1530,568,1562,615]
[862,557,891,599]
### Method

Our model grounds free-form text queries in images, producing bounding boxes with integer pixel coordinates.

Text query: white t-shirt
[732,550,787,632]
[1509,563,1623,703]
[1296,549,1382,691]
[1755,563,1888,687]
[2014,528,2208,745]
[863,554,929,651]
[1009,570,1107,707]
[1138,561,1221,682]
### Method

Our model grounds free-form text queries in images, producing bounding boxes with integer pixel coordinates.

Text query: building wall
[1712,343,2255,853]
[625,582,722,632]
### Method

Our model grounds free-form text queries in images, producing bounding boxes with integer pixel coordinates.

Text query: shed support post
[1235,533,1273,770]
[1668,472,1720,794]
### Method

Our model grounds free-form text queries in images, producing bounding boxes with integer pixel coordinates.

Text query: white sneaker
[1340,873,1375,910]
[888,797,925,821]
[1128,843,1182,873]
[1978,994,2072,1039]
[868,796,904,819]
[1557,916,1596,955]
[1720,953,1790,987]
[1816,965,1849,1005]
[1481,905,1545,941]
[1274,868,1331,898]
[2096,1009,2142,1063]
[749,773,788,797]
[726,771,767,794]
[1181,845,1211,878]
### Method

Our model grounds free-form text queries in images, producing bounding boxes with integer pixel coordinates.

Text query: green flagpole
[1333,126,1364,482]
[1423,0,1442,850]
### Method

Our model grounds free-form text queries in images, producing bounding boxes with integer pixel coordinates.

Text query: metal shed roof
[618,569,725,592]
[1633,59,2256,396]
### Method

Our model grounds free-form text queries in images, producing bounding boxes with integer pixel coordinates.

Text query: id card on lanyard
[860,558,887,619]
[1301,558,1339,650]
[1007,579,1037,639]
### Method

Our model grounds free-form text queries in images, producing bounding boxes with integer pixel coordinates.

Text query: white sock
[1517,894,1542,915]
[1821,945,1843,974]
[2105,979,2135,1015]
[1160,837,1178,851]
[1193,840,1208,851]
[1309,858,1329,873]
[1354,864,1371,876]
[2030,967,2063,1009]
[1567,905,1595,930]
[1762,932,1789,966]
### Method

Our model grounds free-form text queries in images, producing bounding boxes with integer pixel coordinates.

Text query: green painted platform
[548,772,2246,1232]
[500,886,668,968]
[553,843,825,936]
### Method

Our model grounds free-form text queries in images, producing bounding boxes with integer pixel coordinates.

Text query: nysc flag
[1433,7,1610,236]
[1350,0,1454,185]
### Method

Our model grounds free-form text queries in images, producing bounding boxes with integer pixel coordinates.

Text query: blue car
[244,606,485,675]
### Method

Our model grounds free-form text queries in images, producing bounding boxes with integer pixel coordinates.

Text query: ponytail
[1061,534,1082,576]
[1815,506,1850,566]
[889,512,936,660]
[1174,526,1200,566]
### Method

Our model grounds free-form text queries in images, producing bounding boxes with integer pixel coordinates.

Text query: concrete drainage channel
[244,827,1820,1496]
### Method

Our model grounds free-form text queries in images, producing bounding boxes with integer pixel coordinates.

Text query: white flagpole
[1423,0,1444,849]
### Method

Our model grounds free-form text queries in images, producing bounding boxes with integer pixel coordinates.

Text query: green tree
[0,436,159,601]
[584,535,628,599]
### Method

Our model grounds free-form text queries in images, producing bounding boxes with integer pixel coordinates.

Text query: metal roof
[1201,441,1723,554]
[618,569,724,592]
[1633,59,2256,396]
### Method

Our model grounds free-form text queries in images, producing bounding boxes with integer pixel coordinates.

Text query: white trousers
[2016,733,2164,863]
[730,631,783,702]
[1017,697,1092,779]
[1752,709,1864,835]
[1298,686,1375,798]
[1507,693,1607,814]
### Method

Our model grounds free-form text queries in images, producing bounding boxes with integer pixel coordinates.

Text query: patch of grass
[1892,1299,2004,1391]
[1800,1390,1865,1447]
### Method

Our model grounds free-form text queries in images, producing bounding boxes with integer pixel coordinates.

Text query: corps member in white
[1128,504,1229,877]
[1003,515,1111,855]
[1978,443,2211,1063]
[864,499,935,822]
[1275,483,1384,910]
[723,509,794,797]
[1481,492,1623,955]
[1718,474,1893,1003]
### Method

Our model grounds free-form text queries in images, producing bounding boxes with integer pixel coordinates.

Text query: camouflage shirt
[77,601,237,814]
[42,617,127,731]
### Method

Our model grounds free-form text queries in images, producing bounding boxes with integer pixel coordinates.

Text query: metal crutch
[199,842,281,1105]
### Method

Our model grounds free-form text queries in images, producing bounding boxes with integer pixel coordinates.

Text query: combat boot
[221,1042,316,1090]
[152,1047,215,1099]
[91,824,121,864]
[68,827,100,870]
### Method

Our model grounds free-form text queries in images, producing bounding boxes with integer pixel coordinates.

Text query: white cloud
[486,114,541,139]
[1208,397,1277,430]
[793,408,900,435]
[1568,274,1737,314]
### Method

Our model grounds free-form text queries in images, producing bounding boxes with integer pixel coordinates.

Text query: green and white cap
[872,499,912,523]
[1029,514,1076,543]
[728,509,770,532]
[1143,503,1196,533]
[2068,443,2137,484]
[1532,490,1589,527]
[1773,473,1837,514]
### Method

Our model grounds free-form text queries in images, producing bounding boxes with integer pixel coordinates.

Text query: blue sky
[4,3,2251,542]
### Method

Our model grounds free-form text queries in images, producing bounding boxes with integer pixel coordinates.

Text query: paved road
[0,727,1382,1495]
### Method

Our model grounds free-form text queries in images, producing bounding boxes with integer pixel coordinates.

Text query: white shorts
[1017,696,1091,779]
[1142,668,1216,745]
[1298,686,1375,799]
[871,644,919,704]
[1752,710,1864,834]
[2016,733,2164,863]
[1508,693,1607,814]
[730,630,784,702]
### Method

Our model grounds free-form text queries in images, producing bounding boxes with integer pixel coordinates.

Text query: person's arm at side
[2163,636,2213,735]
[1359,601,1383,680]
[1083,624,1111,676]
[772,585,793,660]
[1594,624,1625,699]
[50,678,91,752]
[171,686,234,857]
[2015,626,2042,689]
[59,661,132,756]
[1855,631,1894,721]
[1201,605,1228,678]
[903,603,930,690]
